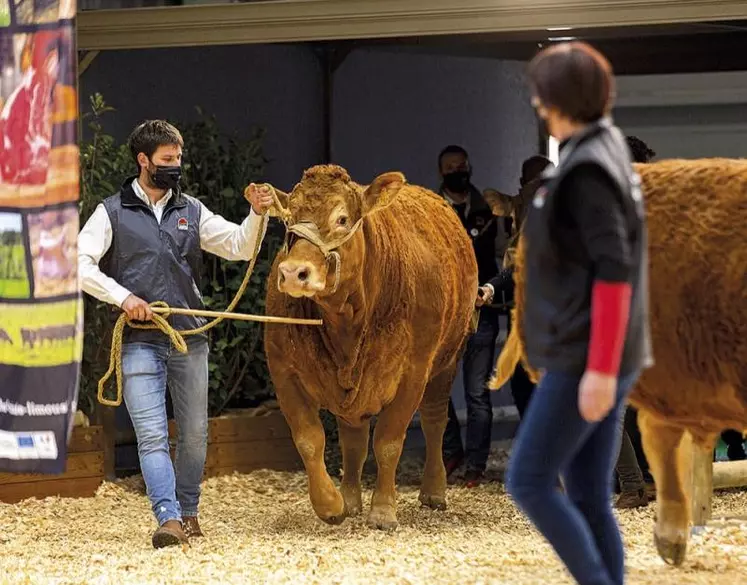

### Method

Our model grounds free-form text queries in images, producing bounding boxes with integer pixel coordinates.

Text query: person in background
[505,42,653,585]
[479,155,554,423]
[720,430,747,461]
[438,145,510,487]
[625,135,655,165]
[78,120,273,548]
[611,134,657,509]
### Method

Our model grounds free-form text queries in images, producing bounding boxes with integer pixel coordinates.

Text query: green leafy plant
[78,93,132,418]
[78,94,282,419]
[177,109,283,416]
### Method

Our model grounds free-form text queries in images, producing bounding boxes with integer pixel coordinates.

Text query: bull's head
[256,165,405,299]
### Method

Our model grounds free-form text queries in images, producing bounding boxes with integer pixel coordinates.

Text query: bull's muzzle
[278,260,325,298]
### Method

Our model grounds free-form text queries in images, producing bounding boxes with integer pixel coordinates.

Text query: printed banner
[0,0,81,474]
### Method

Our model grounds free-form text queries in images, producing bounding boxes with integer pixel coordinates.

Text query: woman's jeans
[122,338,209,526]
[506,369,640,585]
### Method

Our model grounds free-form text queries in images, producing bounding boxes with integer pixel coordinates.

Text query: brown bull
[489,158,747,565]
[262,165,478,529]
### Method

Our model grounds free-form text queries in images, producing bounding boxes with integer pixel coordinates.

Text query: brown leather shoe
[183,516,203,538]
[615,488,649,509]
[152,520,189,549]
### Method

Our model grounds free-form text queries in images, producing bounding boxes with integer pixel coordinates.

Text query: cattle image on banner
[0,0,81,474]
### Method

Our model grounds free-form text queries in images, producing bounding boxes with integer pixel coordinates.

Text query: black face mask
[443,170,471,194]
[149,164,182,191]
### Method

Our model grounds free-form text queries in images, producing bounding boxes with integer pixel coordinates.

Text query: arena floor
[1,449,745,585]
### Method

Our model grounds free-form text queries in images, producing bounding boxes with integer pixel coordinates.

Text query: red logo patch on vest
[177,217,188,231]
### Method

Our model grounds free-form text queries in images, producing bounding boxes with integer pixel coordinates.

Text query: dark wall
[79,43,326,188]
[333,49,538,195]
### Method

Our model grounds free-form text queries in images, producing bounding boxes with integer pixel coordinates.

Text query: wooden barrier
[688,434,747,527]
[713,460,747,489]
[0,425,106,503]
[168,406,302,478]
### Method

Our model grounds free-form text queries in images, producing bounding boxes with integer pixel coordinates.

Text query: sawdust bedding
[0,448,745,585]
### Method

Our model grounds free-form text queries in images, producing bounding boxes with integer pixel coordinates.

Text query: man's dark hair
[528,41,615,123]
[127,120,184,169]
[626,135,656,163]
[521,155,554,186]
[438,144,469,169]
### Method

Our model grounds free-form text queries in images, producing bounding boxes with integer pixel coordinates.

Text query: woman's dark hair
[527,41,615,123]
[626,135,656,163]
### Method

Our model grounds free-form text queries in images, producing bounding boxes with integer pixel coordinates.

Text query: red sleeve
[587,280,632,376]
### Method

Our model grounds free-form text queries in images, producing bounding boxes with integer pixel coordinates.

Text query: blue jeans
[443,309,499,471]
[122,338,209,526]
[506,369,640,585]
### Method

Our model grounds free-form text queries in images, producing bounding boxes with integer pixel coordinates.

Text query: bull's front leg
[367,385,423,531]
[276,382,346,525]
[638,409,689,565]
[337,416,371,517]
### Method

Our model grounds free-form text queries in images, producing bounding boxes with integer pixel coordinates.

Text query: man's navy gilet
[100,177,208,343]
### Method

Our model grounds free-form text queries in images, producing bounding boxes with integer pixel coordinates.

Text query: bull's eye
[336,216,348,227]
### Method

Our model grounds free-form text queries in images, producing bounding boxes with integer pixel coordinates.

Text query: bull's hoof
[366,507,398,531]
[311,485,347,526]
[320,513,346,526]
[343,500,362,518]
[340,485,363,517]
[654,532,687,566]
[418,492,447,511]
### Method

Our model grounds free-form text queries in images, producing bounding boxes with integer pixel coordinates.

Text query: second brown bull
[489,157,747,566]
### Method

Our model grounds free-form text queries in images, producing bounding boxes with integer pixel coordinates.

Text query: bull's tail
[488,325,521,390]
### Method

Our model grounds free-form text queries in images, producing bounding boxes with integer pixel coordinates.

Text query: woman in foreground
[504,42,653,585]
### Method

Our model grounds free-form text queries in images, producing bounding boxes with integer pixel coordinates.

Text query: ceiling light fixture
[548,36,577,41]
[547,26,573,31]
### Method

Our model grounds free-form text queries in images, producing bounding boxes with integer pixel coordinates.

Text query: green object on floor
[714,437,728,462]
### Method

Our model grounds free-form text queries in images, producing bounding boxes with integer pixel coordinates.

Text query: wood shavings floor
[0,457,745,584]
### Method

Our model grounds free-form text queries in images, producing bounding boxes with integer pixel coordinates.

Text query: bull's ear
[362,172,406,216]
[483,188,513,217]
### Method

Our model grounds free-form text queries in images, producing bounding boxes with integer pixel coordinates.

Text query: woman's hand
[578,370,617,422]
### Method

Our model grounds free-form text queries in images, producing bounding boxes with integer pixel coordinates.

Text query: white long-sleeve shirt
[78,179,267,308]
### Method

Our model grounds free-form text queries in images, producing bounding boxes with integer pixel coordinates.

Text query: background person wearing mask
[438,145,510,486]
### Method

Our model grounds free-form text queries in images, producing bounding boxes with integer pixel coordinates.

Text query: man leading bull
[78,120,274,548]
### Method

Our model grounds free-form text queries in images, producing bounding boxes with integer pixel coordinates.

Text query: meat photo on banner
[0,0,81,474]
